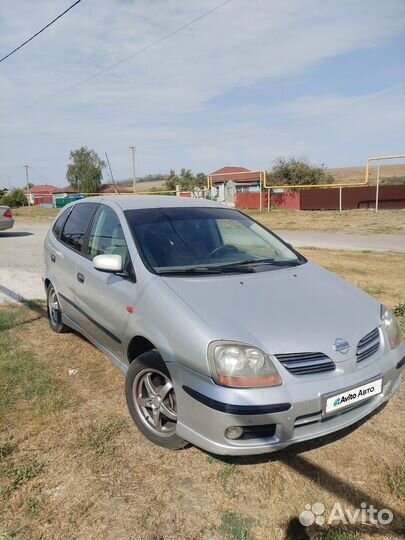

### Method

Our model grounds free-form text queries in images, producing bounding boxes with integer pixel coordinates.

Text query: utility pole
[24,165,31,206]
[129,146,136,194]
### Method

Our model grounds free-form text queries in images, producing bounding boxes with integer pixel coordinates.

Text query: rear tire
[47,284,69,333]
[125,350,187,450]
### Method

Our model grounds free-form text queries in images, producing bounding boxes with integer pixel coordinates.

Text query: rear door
[48,202,98,323]
[74,204,136,357]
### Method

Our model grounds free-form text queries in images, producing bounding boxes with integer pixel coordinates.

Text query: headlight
[381,305,403,349]
[208,341,282,387]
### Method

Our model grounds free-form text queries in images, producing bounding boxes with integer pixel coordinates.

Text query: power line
[28,165,51,184]
[1,0,232,118]
[0,0,82,64]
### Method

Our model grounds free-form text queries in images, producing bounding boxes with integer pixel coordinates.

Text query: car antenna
[105,152,120,195]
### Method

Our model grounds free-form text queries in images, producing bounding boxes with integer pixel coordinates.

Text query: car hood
[162,261,381,361]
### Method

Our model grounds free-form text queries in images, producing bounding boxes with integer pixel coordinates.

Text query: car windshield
[125,206,304,274]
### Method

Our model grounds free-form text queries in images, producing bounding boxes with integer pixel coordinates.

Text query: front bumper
[171,342,405,455]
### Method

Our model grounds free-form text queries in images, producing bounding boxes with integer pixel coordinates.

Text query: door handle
[50,254,56,263]
[77,273,85,284]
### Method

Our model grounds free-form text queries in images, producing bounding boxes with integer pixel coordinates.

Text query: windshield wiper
[221,257,274,266]
[158,265,255,275]
[158,267,224,275]
[215,258,302,269]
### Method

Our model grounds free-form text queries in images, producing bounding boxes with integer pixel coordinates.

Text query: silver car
[43,196,404,455]
[0,205,14,231]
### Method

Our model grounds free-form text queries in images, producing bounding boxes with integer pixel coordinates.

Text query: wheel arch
[127,335,157,363]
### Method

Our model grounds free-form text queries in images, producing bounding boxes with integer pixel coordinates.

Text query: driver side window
[87,206,133,276]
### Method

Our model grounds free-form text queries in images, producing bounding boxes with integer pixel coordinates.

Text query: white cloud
[0,0,404,185]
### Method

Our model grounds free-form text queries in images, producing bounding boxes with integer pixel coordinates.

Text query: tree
[163,169,207,192]
[269,157,334,188]
[0,188,27,207]
[66,146,105,193]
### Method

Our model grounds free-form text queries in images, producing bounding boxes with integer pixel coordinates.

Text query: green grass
[81,418,127,456]
[207,455,238,485]
[25,497,41,517]
[0,301,45,332]
[0,332,66,421]
[218,462,238,485]
[220,511,255,540]
[393,303,405,318]
[0,311,17,332]
[0,533,13,540]
[24,299,45,312]
[0,442,13,462]
[1,457,43,496]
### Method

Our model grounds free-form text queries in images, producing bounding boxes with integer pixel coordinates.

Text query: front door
[74,204,137,359]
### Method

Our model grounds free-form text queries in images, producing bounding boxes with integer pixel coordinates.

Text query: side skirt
[62,313,128,376]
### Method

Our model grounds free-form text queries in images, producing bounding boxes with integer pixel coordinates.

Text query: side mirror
[286,243,293,250]
[93,254,123,274]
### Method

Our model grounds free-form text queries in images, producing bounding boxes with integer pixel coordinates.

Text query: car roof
[74,195,226,211]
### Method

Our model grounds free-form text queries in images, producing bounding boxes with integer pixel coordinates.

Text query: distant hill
[328,163,405,185]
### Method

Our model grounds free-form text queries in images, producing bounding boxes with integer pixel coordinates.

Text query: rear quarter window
[52,208,72,238]
[60,203,97,252]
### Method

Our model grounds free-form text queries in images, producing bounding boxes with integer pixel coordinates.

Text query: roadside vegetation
[0,188,26,208]
[1,249,404,539]
[267,157,334,187]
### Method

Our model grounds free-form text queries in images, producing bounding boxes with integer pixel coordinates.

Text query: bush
[269,157,335,188]
[163,169,207,192]
[0,188,27,208]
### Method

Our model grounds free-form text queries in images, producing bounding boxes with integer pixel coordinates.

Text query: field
[248,209,405,235]
[1,249,404,540]
[328,164,405,185]
[12,206,405,235]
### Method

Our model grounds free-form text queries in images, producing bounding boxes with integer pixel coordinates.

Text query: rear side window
[52,208,71,238]
[60,203,97,252]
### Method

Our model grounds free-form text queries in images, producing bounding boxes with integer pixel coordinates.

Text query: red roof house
[210,167,261,184]
[209,167,262,204]
[26,184,60,205]
[27,184,60,194]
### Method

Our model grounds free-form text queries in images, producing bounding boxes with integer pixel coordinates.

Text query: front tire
[125,351,187,450]
[47,284,69,333]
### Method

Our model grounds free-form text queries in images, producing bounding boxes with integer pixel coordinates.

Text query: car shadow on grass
[206,403,405,538]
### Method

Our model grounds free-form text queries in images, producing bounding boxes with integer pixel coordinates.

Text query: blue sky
[0,0,404,188]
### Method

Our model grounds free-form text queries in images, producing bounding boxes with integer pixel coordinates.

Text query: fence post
[339,187,342,213]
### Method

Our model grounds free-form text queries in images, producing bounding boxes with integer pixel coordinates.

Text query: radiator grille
[275,352,335,376]
[357,327,380,363]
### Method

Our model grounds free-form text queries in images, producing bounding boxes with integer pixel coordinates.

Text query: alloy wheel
[48,287,60,325]
[133,368,177,437]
